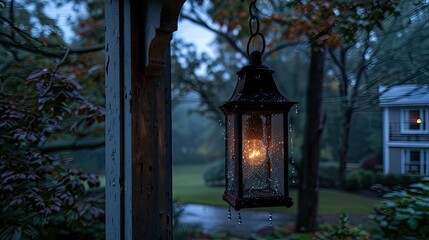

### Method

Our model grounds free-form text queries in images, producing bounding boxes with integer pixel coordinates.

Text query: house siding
[380,85,429,175]
[388,107,400,124]
[389,107,429,142]
[389,148,402,173]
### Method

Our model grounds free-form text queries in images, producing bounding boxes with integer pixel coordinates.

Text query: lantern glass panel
[242,113,285,198]
[226,114,236,195]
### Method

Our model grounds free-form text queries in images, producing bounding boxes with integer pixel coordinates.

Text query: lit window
[409,110,421,130]
[401,109,428,133]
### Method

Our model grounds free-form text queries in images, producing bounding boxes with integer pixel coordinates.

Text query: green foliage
[249,226,312,240]
[358,171,375,189]
[0,1,106,239]
[377,173,422,188]
[171,39,231,123]
[277,0,400,44]
[319,162,339,187]
[346,170,424,192]
[345,172,361,192]
[203,159,225,187]
[373,172,385,185]
[172,104,224,164]
[173,203,204,240]
[371,178,429,239]
[250,215,370,240]
[382,173,401,188]
[316,214,370,240]
[0,70,104,239]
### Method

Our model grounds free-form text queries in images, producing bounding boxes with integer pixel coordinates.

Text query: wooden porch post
[105,0,184,239]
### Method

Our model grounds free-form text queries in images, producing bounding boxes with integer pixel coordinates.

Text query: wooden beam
[105,0,184,239]
[105,0,123,238]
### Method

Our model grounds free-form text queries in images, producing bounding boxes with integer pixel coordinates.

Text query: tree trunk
[338,107,353,187]
[296,40,326,232]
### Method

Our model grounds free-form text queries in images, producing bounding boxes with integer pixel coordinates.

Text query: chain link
[246,0,266,57]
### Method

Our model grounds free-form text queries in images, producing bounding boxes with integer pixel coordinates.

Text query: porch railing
[389,122,429,142]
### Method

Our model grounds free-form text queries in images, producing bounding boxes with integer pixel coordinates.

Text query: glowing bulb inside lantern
[243,139,266,166]
[417,118,422,124]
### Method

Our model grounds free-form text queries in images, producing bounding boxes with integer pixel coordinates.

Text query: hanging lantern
[219,0,296,211]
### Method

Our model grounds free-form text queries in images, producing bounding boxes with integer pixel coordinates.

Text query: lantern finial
[249,51,262,65]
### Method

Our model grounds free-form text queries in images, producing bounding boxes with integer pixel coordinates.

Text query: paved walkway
[179,204,370,238]
[179,204,293,237]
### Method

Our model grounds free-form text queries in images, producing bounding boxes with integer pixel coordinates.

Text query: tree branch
[350,32,370,110]
[180,12,247,58]
[188,72,225,124]
[0,37,104,58]
[355,62,429,110]
[328,47,349,98]
[40,140,105,154]
[181,2,301,60]
[263,41,303,61]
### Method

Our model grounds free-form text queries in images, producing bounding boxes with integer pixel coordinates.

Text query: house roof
[379,84,429,107]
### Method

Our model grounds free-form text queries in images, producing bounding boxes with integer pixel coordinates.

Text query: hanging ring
[246,32,266,56]
[249,16,259,36]
[249,0,257,17]
[245,0,265,58]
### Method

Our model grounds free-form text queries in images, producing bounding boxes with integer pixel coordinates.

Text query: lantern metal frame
[220,51,296,211]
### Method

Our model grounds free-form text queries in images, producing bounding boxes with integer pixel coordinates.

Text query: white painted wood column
[383,107,389,174]
[105,0,185,239]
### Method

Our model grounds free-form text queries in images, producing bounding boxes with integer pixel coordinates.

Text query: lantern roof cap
[220,51,296,112]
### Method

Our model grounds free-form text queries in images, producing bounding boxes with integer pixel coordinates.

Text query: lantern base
[223,191,293,211]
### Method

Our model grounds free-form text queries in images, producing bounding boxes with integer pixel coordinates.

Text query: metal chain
[246,0,266,57]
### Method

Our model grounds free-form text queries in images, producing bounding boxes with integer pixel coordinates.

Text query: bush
[345,172,361,192]
[359,170,375,189]
[382,173,401,187]
[389,173,423,188]
[373,171,385,185]
[0,71,105,239]
[354,171,423,190]
[371,177,429,239]
[173,202,203,240]
[319,162,339,187]
[316,214,370,240]
[400,174,423,186]
[203,159,225,187]
[360,154,381,171]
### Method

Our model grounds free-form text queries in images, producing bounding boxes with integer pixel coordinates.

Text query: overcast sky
[44,2,215,55]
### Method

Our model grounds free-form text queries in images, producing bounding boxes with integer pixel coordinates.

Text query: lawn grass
[173,163,379,215]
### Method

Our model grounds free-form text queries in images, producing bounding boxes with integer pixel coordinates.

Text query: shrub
[203,159,225,187]
[359,170,375,189]
[400,174,423,186]
[319,162,339,187]
[345,172,361,192]
[358,171,423,190]
[373,171,385,185]
[0,70,105,239]
[316,214,370,240]
[173,202,203,240]
[371,177,429,239]
[382,173,401,187]
[359,154,381,171]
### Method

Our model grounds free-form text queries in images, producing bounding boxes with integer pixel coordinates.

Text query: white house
[379,84,429,175]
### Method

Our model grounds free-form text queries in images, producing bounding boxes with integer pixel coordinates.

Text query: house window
[403,149,428,175]
[401,109,428,133]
